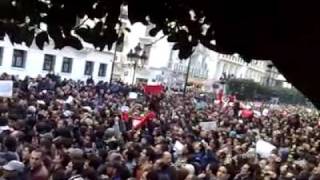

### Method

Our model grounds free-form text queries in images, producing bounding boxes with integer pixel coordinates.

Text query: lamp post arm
[183,49,196,96]
[183,57,192,96]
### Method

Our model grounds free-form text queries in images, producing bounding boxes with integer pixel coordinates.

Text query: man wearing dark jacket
[147,151,177,180]
[0,137,19,165]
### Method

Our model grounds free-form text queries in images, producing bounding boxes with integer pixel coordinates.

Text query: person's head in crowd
[68,148,84,160]
[29,149,44,170]
[216,165,230,180]
[0,116,8,127]
[65,159,85,178]
[162,151,172,166]
[21,144,33,163]
[206,163,220,177]
[104,162,116,178]
[1,160,25,179]
[52,152,70,171]
[3,136,17,152]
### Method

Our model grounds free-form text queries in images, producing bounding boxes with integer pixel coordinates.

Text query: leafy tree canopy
[0,0,319,108]
[227,79,307,105]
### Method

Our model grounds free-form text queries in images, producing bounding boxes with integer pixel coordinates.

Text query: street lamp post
[219,73,234,94]
[109,40,118,83]
[127,43,148,85]
[183,57,192,96]
[266,64,273,86]
[109,17,127,83]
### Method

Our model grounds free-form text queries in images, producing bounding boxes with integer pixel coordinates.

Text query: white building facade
[0,36,114,82]
[115,23,289,88]
[215,54,269,83]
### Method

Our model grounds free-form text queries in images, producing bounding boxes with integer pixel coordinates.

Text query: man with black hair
[50,169,66,180]
[148,151,177,180]
[0,136,19,165]
[66,159,85,180]
[86,77,94,86]
[289,114,301,130]
[0,117,10,136]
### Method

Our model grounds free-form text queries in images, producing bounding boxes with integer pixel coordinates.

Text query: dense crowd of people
[0,72,318,180]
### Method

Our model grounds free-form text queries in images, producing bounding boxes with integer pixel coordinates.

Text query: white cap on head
[2,160,25,173]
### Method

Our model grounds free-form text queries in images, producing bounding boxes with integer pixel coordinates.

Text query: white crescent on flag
[132,119,142,129]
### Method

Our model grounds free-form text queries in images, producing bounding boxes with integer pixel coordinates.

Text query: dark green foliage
[35,31,49,50]
[227,79,307,105]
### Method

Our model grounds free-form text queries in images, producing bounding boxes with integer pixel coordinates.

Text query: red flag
[214,89,224,106]
[144,85,164,95]
[217,89,224,101]
[120,106,130,122]
[241,109,254,119]
[132,118,143,129]
[132,111,156,129]
[121,112,129,121]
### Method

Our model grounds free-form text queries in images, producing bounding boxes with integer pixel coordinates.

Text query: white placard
[128,92,138,99]
[65,96,74,104]
[253,110,262,118]
[0,81,13,97]
[199,121,217,131]
[256,140,276,158]
[174,141,184,155]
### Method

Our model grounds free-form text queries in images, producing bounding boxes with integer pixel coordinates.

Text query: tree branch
[145,34,166,46]
[73,17,89,30]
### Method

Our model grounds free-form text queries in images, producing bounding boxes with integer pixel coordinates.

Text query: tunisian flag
[144,85,164,95]
[214,89,224,105]
[122,112,130,122]
[241,109,254,119]
[121,106,130,122]
[132,111,156,129]
[217,89,224,102]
